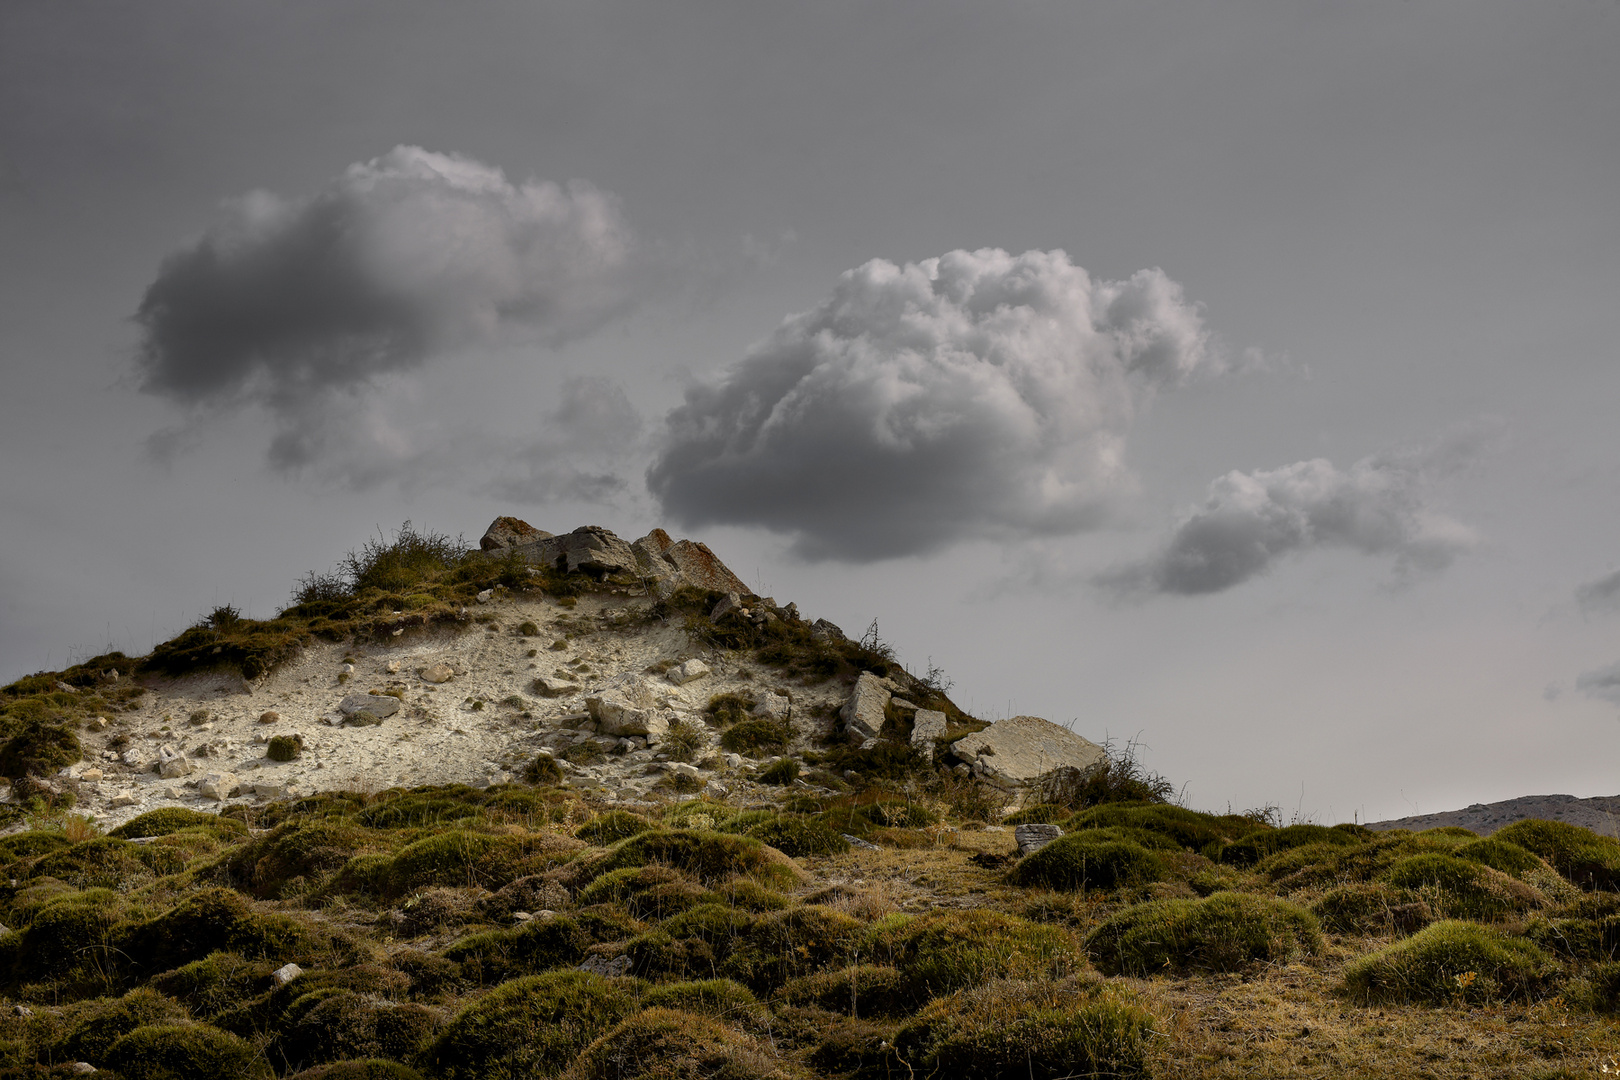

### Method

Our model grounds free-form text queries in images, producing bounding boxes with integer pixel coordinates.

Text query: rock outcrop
[910,709,947,760]
[950,715,1105,790]
[480,516,552,551]
[514,526,641,577]
[481,519,752,597]
[841,672,892,742]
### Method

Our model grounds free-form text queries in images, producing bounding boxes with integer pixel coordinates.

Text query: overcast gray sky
[4,1,1618,823]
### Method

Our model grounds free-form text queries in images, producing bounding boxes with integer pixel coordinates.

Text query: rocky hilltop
[1367,792,1620,839]
[9,520,1105,830]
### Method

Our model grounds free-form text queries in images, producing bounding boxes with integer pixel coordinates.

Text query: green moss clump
[524,754,565,785]
[743,816,849,858]
[0,724,82,781]
[1311,882,1429,935]
[227,819,386,899]
[0,831,72,862]
[1492,819,1620,891]
[110,807,247,841]
[1001,803,1068,826]
[103,1022,272,1079]
[1453,837,1547,877]
[276,989,439,1069]
[267,735,303,761]
[1066,801,1257,851]
[48,986,190,1063]
[567,1007,790,1080]
[758,758,799,785]
[1380,853,1544,919]
[150,951,278,1020]
[1011,833,1161,892]
[640,978,760,1019]
[704,693,757,726]
[893,977,1154,1080]
[577,810,655,846]
[865,909,1079,1007]
[122,887,323,975]
[1521,914,1620,961]
[443,914,605,982]
[1216,823,1364,867]
[777,965,911,1018]
[723,905,864,992]
[1342,920,1556,1004]
[590,830,800,890]
[1086,893,1322,976]
[421,970,642,1079]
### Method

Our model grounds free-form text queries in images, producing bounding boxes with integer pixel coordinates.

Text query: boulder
[663,539,750,594]
[157,745,192,779]
[513,525,639,577]
[710,593,745,621]
[811,618,846,640]
[1014,823,1063,856]
[419,663,456,684]
[950,716,1106,790]
[532,674,578,698]
[910,709,947,760]
[198,771,240,801]
[480,516,552,551]
[120,747,154,770]
[752,693,791,721]
[585,673,670,742]
[338,691,401,718]
[667,658,710,686]
[841,671,891,741]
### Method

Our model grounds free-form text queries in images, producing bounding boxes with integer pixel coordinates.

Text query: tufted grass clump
[864,909,1081,1008]
[1011,832,1161,892]
[590,830,801,890]
[1492,819,1620,891]
[759,758,799,785]
[743,815,849,858]
[45,986,190,1063]
[287,1063,427,1080]
[777,964,912,1018]
[567,1006,791,1080]
[1216,822,1364,867]
[718,719,790,756]
[1066,801,1258,851]
[1086,893,1322,976]
[267,734,303,761]
[273,988,439,1070]
[892,977,1155,1080]
[1381,853,1544,919]
[577,810,656,846]
[1453,836,1548,877]
[640,978,761,1020]
[103,1022,273,1079]
[1311,882,1431,936]
[109,807,247,841]
[1342,920,1557,1004]
[723,905,865,992]
[421,970,642,1079]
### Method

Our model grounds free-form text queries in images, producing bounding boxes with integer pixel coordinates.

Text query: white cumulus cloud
[646,247,1215,559]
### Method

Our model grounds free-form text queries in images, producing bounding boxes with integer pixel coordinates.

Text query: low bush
[267,735,303,762]
[566,1007,790,1080]
[1066,801,1255,851]
[1216,823,1363,867]
[717,720,790,756]
[743,816,849,858]
[275,990,439,1070]
[421,970,642,1078]
[704,694,756,726]
[102,1022,272,1080]
[1381,853,1544,919]
[865,909,1080,1006]
[1492,819,1620,891]
[525,754,564,785]
[1311,882,1431,936]
[1086,893,1322,976]
[1011,833,1161,892]
[1342,920,1556,1004]
[892,977,1155,1080]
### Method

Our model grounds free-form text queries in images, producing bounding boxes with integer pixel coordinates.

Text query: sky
[3,0,1618,824]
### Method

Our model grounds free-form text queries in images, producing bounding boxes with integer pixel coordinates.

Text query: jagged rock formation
[950,715,1106,790]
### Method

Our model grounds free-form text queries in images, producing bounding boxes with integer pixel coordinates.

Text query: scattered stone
[512,911,533,922]
[667,658,711,686]
[385,659,401,674]
[476,589,494,604]
[271,962,303,986]
[667,762,701,779]
[811,618,845,640]
[12,1005,32,1017]
[841,671,891,741]
[531,675,577,698]
[86,717,107,732]
[723,753,743,769]
[67,1062,96,1075]
[198,771,241,801]
[950,716,1106,790]
[338,691,401,718]
[910,709,947,760]
[586,673,670,742]
[577,954,634,978]
[156,744,191,779]
[705,781,729,797]
[55,681,78,695]
[109,792,138,808]
[752,692,791,721]
[163,786,184,799]
[254,781,294,799]
[80,768,103,784]
[341,663,355,675]
[258,711,279,724]
[419,663,456,685]
[1014,823,1064,856]
[710,593,745,621]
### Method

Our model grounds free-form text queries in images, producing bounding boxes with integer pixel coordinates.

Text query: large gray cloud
[1101,447,1479,596]
[134,145,635,473]
[646,247,1213,559]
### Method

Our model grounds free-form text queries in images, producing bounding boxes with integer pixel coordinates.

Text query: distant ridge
[1366,792,1620,838]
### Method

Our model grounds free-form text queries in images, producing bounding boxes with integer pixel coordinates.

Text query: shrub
[525,754,564,785]
[758,758,799,785]
[1381,853,1544,919]
[1492,819,1620,891]
[743,816,849,858]
[865,909,1080,1007]
[102,1023,272,1080]
[1311,882,1430,936]
[718,720,790,756]
[226,820,386,899]
[122,887,319,974]
[150,951,276,1021]
[421,971,641,1079]
[662,719,705,764]
[626,903,758,981]
[267,735,303,762]
[893,977,1155,1080]
[577,810,655,846]
[1216,823,1363,867]
[590,831,801,890]
[1086,893,1322,976]
[1031,739,1174,810]
[1011,833,1161,892]
[109,807,246,841]
[566,1007,790,1080]
[1342,920,1556,1004]
[704,694,756,726]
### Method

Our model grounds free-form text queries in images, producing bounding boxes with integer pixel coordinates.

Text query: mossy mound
[1492,819,1620,891]
[274,988,440,1070]
[110,807,247,840]
[1342,920,1557,1004]
[1522,913,1620,961]
[1011,833,1161,892]
[289,1063,427,1080]
[1086,893,1322,976]
[1311,882,1431,936]
[776,964,912,1018]
[1216,823,1363,867]
[226,819,389,898]
[444,913,620,982]
[717,719,791,756]
[590,830,801,890]
[1453,836,1548,877]
[576,810,655,846]
[723,905,865,992]
[1380,853,1544,919]
[46,986,190,1063]
[1066,801,1256,851]
[421,970,642,1079]
[565,1007,791,1080]
[102,1022,273,1079]
[742,815,850,858]
[865,909,1080,1007]
[892,977,1155,1080]
[640,978,760,1019]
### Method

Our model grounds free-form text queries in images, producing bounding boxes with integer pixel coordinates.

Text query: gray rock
[338,691,401,718]
[157,744,192,779]
[577,954,634,977]
[271,962,304,986]
[198,771,240,801]
[664,539,751,594]
[910,709,947,760]
[841,671,891,741]
[950,716,1106,790]
[667,762,701,779]
[752,692,791,721]
[842,834,881,850]
[667,658,710,686]
[11,1005,32,1017]
[514,525,640,577]
[120,747,154,770]
[532,674,578,698]
[812,618,845,640]
[586,673,670,742]
[109,792,138,808]
[710,593,745,620]
[475,589,494,603]
[480,516,551,551]
[1014,823,1064,856]
[68,1063,96,1075]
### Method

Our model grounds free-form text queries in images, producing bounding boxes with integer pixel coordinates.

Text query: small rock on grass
[271,963,303,986]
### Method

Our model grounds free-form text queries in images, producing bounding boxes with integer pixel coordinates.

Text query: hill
[1369,794,1620,839]
[0,519,1615,1078]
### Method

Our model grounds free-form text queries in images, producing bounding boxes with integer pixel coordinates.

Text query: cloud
[134,145,636,472]
[484,376,646,503]
[1576,569,1620,614]
[1099,446,1479,597]
[1576,661,1620,706]
[647,247,1214,560]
